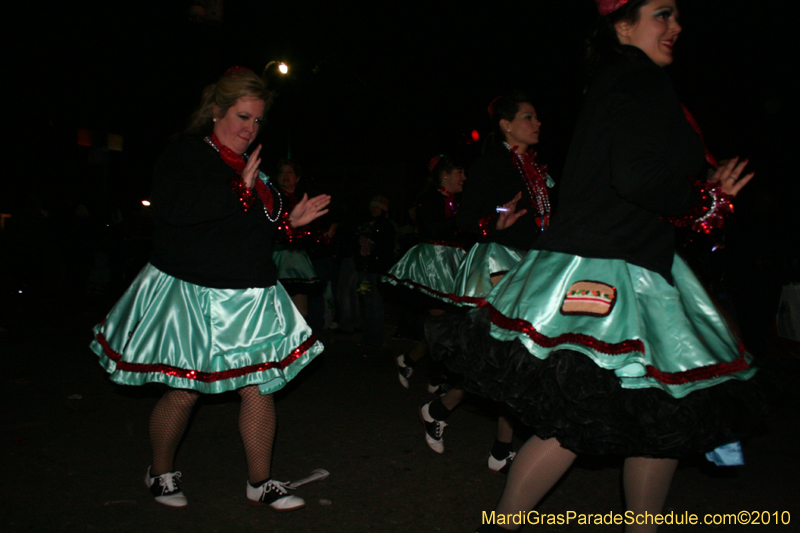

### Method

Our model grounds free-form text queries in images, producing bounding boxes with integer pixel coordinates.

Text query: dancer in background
[91,67,329,511]
[454,93,554,305]
[425,94,554,471]
[386,154,467,393]
[272,159,320,317]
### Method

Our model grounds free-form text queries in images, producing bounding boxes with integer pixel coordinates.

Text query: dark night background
[4,0,798,350]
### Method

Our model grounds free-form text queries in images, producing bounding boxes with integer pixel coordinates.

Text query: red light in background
[471,129,480,142]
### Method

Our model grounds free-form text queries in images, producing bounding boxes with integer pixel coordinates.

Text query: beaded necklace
[504,142,551,230]
[438,186,458,218]
[204,135,283,222]
[259,182,283,223]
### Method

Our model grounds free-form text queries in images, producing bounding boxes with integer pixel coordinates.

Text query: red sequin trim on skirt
[484,303,751,384]
[95,332,318,383]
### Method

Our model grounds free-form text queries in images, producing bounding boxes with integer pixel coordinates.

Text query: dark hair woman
[423,94,555,475]
[384,154,467,308]
[449,2,765,532]
[384,154,477,454]
[453,92,554,304]
[385,154,467,383]
[90,67,330,512]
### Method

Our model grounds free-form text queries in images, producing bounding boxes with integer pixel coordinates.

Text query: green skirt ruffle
[383,243,466,304]
[485,250,755,398]
[450,243,525,306]
[90,264,323,395]
[272,248,318,284]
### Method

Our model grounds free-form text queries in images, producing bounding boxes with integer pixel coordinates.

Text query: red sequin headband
[595,0,630,16]
[428,155,443,172]
[487,96,503,119]
[224,65,255,77]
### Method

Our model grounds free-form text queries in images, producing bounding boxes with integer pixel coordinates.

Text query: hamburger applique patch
[561,281,616,317]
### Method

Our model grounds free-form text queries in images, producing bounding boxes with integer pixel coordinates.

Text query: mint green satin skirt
[451,243,525,306]
[383,243,466,304]
[272,248,318,283]
[485,251,756,398]
[90,264,323,394]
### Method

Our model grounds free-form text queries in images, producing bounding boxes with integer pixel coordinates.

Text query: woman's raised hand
[242,145,263,189]
[495,191,528,230]
[708,157,754,198]
[289,194,332,228]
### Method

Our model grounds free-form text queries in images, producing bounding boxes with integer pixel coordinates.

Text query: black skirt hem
[427,309,772,458]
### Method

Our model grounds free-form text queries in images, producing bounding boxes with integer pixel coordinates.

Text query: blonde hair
[186,67,273,134]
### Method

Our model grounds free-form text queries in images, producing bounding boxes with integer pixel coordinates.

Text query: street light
[261,60,291,158]
[263,61,289,77]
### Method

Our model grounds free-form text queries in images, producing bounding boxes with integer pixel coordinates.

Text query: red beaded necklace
[506,144,551,230]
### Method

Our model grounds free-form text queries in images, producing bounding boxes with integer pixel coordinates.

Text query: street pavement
[2,296,799,533]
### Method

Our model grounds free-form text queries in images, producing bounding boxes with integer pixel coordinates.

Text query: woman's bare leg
[496,414,513,444]
[623,457,679,533]
[493,436,577,530]
[291,294,308,318]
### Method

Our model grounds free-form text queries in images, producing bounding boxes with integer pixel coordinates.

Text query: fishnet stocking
[149,388,201,476]
[494,436,577,530]
[238,386,277,485]
[623,457,678,533]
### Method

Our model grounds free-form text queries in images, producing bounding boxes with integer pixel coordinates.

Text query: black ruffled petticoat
[427,309,772,458]
[384,282,464,315]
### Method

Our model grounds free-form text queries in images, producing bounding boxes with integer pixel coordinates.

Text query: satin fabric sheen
[272,248,319,283]
[383,243,466,303]
[451,243,525,306]
[486,250,756,397]
[91,264,323,394]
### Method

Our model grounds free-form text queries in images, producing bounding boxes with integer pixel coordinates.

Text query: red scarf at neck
[210,134,274,212]
[211,134,247,174]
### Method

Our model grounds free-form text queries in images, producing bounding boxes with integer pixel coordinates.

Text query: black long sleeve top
[459,143,545,252]
[416,188,463,243]
[149,136,279,289]
[535,47,706,282]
